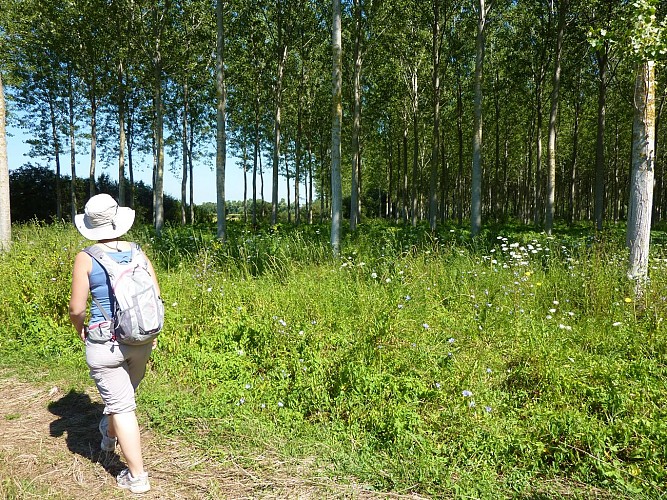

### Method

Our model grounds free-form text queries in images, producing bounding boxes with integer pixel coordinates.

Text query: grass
[1,219,666,497]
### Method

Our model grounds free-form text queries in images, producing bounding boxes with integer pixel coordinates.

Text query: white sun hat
[74,194,135,241]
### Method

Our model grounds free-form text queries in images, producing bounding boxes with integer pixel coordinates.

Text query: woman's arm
[69,251,92,342]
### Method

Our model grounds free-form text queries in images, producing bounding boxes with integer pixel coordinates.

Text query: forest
[0,0,665,238]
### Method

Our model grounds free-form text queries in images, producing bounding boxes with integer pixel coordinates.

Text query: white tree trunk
[627,59,656,291]
[216,0,227,241]
[0,72,11,252]
[471,0,488,236]
[330,0,343,256]
[545,0,566,235]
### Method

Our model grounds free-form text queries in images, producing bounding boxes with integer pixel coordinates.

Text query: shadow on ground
[47,389,125,477]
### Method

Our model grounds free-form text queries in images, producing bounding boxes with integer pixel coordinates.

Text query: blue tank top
[88,250,133,326]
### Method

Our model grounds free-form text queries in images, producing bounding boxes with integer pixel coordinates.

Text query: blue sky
[6,123,291,204]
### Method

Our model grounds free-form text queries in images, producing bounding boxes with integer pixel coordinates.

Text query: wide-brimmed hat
[74,194,135,241]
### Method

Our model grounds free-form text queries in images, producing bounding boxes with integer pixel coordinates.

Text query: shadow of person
[48,389,125,476]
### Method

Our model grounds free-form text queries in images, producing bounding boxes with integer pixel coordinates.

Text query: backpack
[85,243,164,345]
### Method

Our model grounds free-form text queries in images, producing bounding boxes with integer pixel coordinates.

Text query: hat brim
[74,207,135,241]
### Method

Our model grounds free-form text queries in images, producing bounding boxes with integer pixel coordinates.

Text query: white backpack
[85,243,164,345]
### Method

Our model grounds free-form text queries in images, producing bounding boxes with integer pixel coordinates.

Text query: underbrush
[1,220,666,497]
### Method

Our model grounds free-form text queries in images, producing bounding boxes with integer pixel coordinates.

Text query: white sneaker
[98,415,117,452]
[116,468,151,494]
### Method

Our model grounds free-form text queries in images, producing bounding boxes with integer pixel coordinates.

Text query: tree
[471,0,494,236]
[626,0,663,294]
[216,0,227,241]
[0,71,10,251]
[331,0,343,256]
[545,0,568,235]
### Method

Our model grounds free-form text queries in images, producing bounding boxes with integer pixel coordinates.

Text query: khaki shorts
[85,340,153,414]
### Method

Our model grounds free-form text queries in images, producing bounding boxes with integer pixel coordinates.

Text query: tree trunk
[49,93,62,221]
[89,91,97,198]
[545,0,566,235]
[429,0,440,231]
[118,63,126,207]
[0,72,10,251]
[68,65,77,222]
[272,3,287,226]
[403,124,409,224]
[154,62,165,234]
[181,81,189,225]
[594,46,608,231]
[411,70,419,227]
[331,0,343,256]
[569,95,580,225]
[216,0,227,241]
[471,0,489,236]
[127,104,135,209]
[456,71,463,226]
[253,97,259,227]
[627,59,656,293]
[350,0,362,231]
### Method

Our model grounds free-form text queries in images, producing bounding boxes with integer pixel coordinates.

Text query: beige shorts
[85,340,153,414]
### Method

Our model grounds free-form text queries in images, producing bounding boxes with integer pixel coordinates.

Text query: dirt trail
[0,375,424,499]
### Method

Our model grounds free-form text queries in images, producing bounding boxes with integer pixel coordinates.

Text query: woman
[69,193,160,494]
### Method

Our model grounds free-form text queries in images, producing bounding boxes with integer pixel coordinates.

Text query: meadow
[1,219,666,498]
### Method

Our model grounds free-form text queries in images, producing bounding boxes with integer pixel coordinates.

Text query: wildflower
[423,323,430,329]
[462,390,473,397]
[553,300,559,305]
[435,382,442,389]
[448,337,455,343]
[398,304,404,309]
[244,384,252,390]
[371,272,378,279]
[260,403,266,409]
[486,368,492,374]
[278,401,284,408]
[612,321,622,327]
[386,278,392,283]
[405,295,411,301]
[484,406,492,413]
[207,287,212,292]
[468,400,476,408]
[172,302,178,307]
[237,398,245,405]
[278,319,287,326]
[546,315,552,320]
[549,308,557,313]
[624,297,633,303]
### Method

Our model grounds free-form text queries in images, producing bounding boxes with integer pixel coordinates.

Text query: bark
[0,72,10,251]
[331,0,343,256]
[67,65,77,222]
[181,81,189,225]
[471,0,489,236]
[154,62,165,234]
[48,92,62,220]
[89,91,97,198]
[272,3,287,226]
[627,60,656,292]
[216,0,227,241]
[118,63,126,207]
[411,70,418,227]
[429,0,440,231]
[594,46,608,230]
[253,96,260,227]
[350,0,362,231]
[545,0,566,234]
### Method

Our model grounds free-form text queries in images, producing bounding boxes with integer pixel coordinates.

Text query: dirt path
[0,374,425,499]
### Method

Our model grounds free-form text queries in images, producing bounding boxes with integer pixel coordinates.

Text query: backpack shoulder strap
[83,245,119,278]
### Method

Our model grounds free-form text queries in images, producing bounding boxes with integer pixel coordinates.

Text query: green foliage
[3,220,667,496]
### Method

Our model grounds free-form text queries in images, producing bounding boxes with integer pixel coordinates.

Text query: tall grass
[1,220,666,497]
